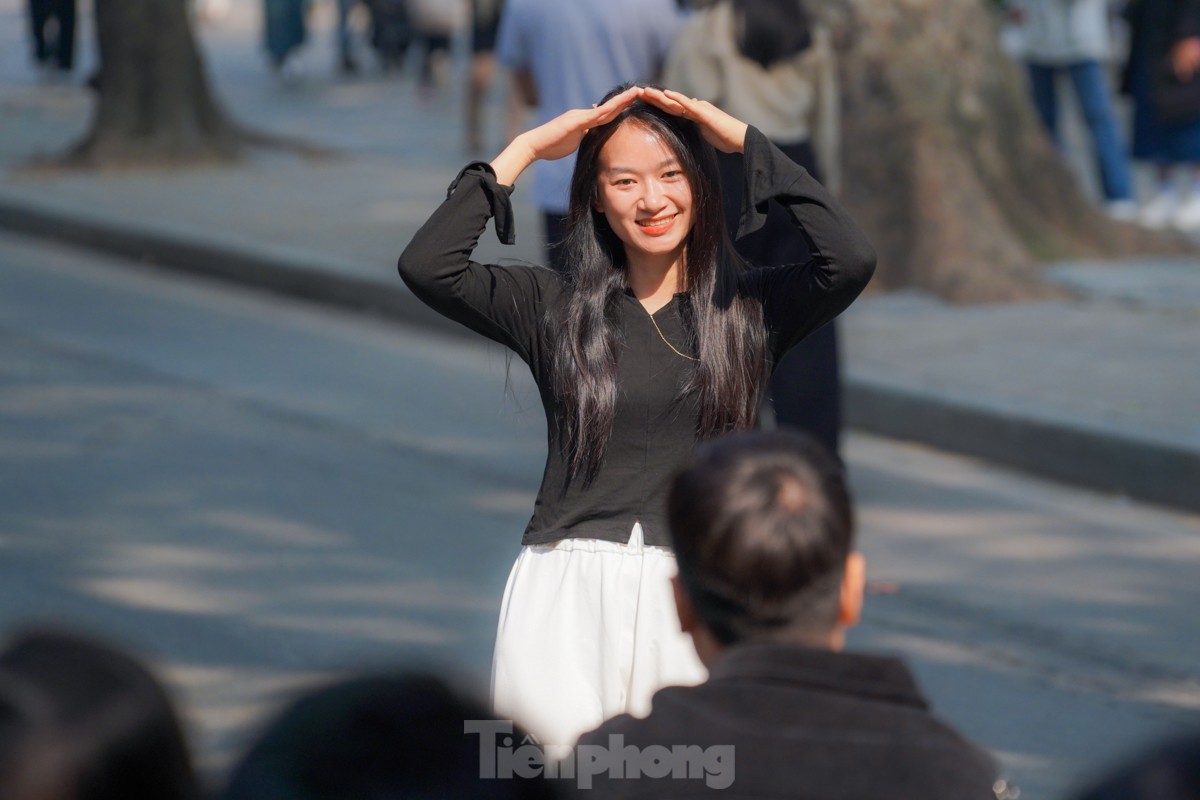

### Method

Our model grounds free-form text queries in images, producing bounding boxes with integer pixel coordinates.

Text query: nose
[638,178,667,211]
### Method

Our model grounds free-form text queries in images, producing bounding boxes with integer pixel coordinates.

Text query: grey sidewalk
[1,0,1197,512]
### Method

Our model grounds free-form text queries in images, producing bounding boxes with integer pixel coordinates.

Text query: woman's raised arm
[490,85,645,185]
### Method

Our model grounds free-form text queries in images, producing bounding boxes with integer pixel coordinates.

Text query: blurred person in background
[579,430,1003,799]
[222,671,557,800]
[334,0,366,75]
[26,0,76,78]
[365,0,411,74]
[264,0,310,77]
[664,0,846,457]
[1007,0,1138,221]
[0,629,202,800]
[466,0,525,155]
[495,0,684,270]
[407,0,468,99]
[1123,0,1200,229]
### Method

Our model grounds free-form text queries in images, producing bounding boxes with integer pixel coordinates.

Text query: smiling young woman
[592,122,695,312]
[397,83,876,747]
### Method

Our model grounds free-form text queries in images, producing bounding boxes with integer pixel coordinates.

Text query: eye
[614,178,636,187]
[663,170,684,180]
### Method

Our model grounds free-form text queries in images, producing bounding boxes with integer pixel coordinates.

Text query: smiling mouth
[636,214,677,234]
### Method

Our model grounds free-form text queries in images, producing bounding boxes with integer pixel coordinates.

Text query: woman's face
[594,121,694,266]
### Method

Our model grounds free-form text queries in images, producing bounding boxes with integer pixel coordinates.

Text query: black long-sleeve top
[1123,0,1200,70]
[397,127,875,546]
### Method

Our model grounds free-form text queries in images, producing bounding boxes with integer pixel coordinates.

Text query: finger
[641,87,688,116]
[574,87,637,121]
[662,88,698,107]
[663,90,715,121]
[591,103,627,125]
[598,85,643,111]
[659,89,703,118]
[591,88,642,122]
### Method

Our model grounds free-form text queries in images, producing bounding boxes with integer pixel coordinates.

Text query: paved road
[0,230,545,773]
[1,0,1198,512]
[2,232,1198,797]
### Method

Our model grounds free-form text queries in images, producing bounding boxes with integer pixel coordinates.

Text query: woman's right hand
[491,86,643,185]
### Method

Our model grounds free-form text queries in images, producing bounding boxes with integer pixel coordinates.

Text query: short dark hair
[667,430,854,644]
[732,0,814,69]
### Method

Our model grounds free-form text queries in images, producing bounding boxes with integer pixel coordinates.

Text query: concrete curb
[0,196,469,343]
[2,197,1196,515]
[845,379,1200,514]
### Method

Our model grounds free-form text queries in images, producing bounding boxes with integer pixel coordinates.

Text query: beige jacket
[663,2,841,195]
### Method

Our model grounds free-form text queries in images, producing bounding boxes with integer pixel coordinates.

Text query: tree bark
[71,0,242,166]
[817,0,1190,302]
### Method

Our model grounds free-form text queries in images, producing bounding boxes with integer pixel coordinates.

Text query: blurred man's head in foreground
[668,430,864,664]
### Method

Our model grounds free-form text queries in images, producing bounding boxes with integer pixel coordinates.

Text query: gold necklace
[647,311,699,362]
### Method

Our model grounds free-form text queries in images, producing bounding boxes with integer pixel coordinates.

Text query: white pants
[490,523,707,747]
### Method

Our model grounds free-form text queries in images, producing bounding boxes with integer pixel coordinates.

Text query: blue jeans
[336,0,358,58]
[1028,61,1134,201]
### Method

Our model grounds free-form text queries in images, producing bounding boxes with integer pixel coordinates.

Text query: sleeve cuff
[734,126,809,241]
[446,162,517,245]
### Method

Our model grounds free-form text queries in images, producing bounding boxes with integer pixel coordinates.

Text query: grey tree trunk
[71,0,242,166]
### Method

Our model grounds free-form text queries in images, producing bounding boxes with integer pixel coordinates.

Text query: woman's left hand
[642,87,748,154]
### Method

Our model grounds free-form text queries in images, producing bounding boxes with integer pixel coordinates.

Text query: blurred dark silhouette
[335,0,365,75]
[0,629,202,800]
[1071,733,1200,800]
[221,671,558,800]
[407,0,467,98]
[26,0,77,75]
[466,0,524,154]
[264,0,308,74]
[365,0,412,73]
[1123,0,1200,230]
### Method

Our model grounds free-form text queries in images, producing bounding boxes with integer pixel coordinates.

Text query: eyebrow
[603,158,681,175]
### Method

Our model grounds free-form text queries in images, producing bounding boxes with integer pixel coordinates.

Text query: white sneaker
[1140,190,1179,229]
[1172,193,1200,230]
[1105,200,1139,222]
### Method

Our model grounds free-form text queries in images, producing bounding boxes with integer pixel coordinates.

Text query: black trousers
[28,0,76,70]
[542,211,569,274]
[717,142,843,459]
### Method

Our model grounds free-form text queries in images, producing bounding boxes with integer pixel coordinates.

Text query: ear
[671,575,697,635]
[837,551,866,629]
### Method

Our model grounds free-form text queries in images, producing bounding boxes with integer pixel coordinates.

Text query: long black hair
[732,0,813,69]
[551,85,767,481]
